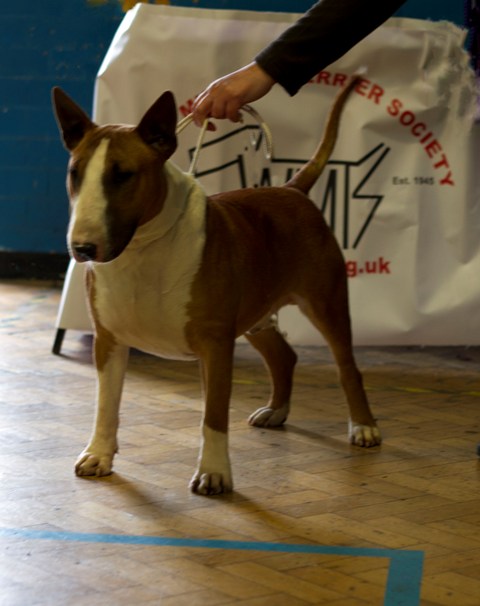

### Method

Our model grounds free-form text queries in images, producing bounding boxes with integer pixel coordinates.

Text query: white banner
[89,4,480,345]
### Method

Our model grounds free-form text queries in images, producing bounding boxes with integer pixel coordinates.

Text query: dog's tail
[284,74,360,195]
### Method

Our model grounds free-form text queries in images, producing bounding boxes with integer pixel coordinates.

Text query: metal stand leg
[52,328,66,355]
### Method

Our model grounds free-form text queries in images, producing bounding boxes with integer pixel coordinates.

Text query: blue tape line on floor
[0,527,423,606]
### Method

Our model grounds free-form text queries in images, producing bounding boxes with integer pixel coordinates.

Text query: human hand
[192,62,275,126]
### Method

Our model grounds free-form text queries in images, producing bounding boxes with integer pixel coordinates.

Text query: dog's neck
[120,161,206,253]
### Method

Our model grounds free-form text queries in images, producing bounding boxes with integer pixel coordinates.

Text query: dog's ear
[52,87,95,151]
[135,91,177,157]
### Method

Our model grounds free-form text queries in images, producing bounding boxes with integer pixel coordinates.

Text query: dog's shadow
[260,421,382,455]
[81,471,302,541]
[80,471,241,513]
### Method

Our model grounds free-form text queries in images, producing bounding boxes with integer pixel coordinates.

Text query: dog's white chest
[92,163,206,361]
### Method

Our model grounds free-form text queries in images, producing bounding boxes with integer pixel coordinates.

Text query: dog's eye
[111,164,135,185]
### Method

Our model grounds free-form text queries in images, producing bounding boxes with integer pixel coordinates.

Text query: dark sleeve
[255,0,406,96]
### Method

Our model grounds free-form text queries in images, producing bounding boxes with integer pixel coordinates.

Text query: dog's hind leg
[246,325,297,427]
[297,290,381,448]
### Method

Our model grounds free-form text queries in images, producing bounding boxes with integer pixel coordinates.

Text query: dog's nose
[72,242,98,262]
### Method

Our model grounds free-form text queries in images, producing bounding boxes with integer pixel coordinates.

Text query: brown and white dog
[52,77,381,495]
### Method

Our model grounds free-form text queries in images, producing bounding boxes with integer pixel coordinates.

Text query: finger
[192,94,212,126]
[190,93,217,130]
[209,97,229,120]
[224,99,243,123]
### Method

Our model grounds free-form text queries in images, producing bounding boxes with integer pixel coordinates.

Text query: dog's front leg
[75,337,129,477]
[190,340,234,495]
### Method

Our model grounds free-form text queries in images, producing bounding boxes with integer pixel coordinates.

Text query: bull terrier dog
[52,76,381,495]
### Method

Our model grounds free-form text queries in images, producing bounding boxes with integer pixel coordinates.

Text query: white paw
[349,421,382,447]
[75,450,114,477]
[190,471,233,495]
[248,403,290,427]
[191,426,233,496]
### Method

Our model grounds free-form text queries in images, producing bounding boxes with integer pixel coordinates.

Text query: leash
[175,105,273,176]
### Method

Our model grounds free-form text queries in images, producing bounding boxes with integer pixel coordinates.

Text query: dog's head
[52,88,177,263]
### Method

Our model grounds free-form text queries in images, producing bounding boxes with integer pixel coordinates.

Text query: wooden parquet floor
[1,280,480,605]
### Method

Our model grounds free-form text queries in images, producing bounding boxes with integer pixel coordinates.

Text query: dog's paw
[75,450,114,477]
[189,472,233,496]
[191,426,233,496]
[248,403,290,427]
[349,421,382,447]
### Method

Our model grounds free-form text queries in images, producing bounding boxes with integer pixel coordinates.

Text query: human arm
[256,0,406,96]
[192,0,406,124]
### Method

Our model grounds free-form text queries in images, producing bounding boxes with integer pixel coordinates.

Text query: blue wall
[0,0,465,254]
[0,0,122,254]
